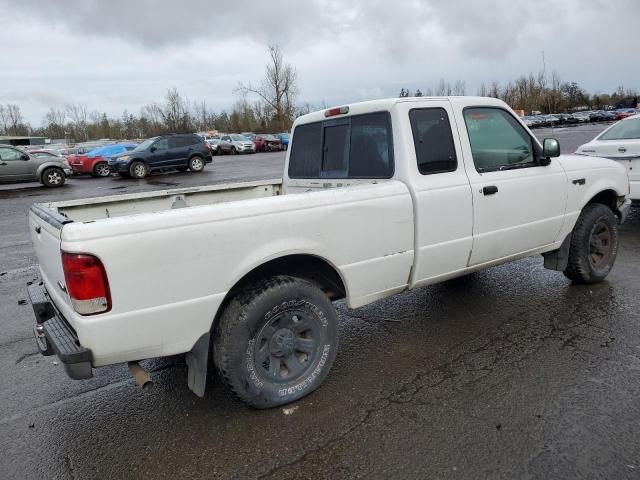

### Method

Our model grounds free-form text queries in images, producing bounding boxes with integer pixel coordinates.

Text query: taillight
[61,252,111,315]
[204,142,211,150]
[324,106,349,117]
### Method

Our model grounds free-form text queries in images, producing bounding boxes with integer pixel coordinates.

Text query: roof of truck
[294,96,507,126]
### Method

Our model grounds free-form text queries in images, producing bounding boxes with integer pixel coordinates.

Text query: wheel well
[212,254,346,332]
[587,189,618,214]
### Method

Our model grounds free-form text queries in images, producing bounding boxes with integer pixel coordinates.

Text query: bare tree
[66,103,89,140]
[236,44,298,131]
[453,80,466,96]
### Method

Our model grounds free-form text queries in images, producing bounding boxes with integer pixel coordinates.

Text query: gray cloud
[1,0,639,124]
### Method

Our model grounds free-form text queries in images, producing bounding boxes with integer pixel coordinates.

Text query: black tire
[93,161,111,177]
[41,167,65,187]
[188,155,205,172]
[564,203,619,284]
[129,161,148,179]
[230,146,237,155]
[214,275,338,409]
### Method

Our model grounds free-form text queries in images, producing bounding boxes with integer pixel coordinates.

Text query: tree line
[1,55,638,143]
[398,70,638,113]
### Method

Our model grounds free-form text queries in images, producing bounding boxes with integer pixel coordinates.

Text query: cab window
[463,108,537,172]
[154,139,169,150]
[409,108,457,174]
[289,111,393,179]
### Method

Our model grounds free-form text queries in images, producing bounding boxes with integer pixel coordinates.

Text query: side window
[600,118,640,140]
[288,111,394,179]
[0,147,23,161]
[409,108,457,174]
[154,138,169,150]
[463,108,536,172]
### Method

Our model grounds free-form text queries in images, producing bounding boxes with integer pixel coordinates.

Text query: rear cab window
[289,111,394,179]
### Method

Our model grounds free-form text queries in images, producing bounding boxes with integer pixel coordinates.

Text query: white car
[27,96,630,408]
[576,114,640,200]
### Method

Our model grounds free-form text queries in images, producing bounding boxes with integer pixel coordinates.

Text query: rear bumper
[28,283,93,380]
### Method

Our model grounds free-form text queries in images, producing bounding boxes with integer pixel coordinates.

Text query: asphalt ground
[1,124,640,479]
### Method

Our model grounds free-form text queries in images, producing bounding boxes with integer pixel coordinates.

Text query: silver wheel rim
[96,164,110,176]
[47,171,62,185]
[133,165,145,177]
[191,158,203,170]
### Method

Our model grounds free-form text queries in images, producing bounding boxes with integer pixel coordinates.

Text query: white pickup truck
[28,97,631,408]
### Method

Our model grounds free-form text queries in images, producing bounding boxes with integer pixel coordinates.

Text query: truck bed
[38,179,283,223]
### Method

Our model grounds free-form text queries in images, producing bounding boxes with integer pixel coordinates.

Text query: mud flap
[186,333,210,397]
[543,234,572,271]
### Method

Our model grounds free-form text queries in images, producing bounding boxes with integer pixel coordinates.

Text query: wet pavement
[2,128,640,479]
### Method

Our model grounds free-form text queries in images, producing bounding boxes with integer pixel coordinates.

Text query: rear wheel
[93,162,111,177]
[129,161,148,179]
[564,203,619,283]
[41,167,65,187]
[189,155,205,172]
[214,275,338,409]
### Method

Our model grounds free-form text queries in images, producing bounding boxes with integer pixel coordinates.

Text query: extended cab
[27,97,631,408]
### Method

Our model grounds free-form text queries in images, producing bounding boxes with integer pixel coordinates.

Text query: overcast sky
[2,0,639,125]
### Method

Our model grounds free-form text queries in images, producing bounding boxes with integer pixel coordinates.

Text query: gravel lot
[1,124,640,479]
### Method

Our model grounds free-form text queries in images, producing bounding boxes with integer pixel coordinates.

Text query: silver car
[218,134,256,155]
[0,144,71,187]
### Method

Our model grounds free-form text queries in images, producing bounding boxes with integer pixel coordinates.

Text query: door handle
[482,185,498,195]
[618,147,627,153]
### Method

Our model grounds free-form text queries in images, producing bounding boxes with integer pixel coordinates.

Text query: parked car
[576,114,640,201]
[217,134,256,155]
[108,134,212,178]
[251,134,283,152]
[27,96,630,409]
[615,109,638,120]
[69,143,138,177]
[573,112,591,123]
[275,132,290,149]
[0,144,71,187]
[206,138,220,155]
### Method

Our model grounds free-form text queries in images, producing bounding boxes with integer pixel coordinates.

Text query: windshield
[600,118,640,140]
[133,138,157,152]
[231,134,249,141]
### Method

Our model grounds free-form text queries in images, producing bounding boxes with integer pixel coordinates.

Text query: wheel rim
[191,158,203,170]
[96,164,110,176]
[588,220,613,270]
[133,164,145,177]
[47,171,62,185]
[254,310,319,383]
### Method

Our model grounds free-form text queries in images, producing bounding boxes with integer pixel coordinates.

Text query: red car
[69,143,137,177]
[615,109,638,120]
[251,134,283,152]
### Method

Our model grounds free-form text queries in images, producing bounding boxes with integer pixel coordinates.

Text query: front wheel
[214,275,338,409]
[41,167,65,187]
[189,155,205,172]
[230,147,237,155]
[564,203,619,283]
[129,161,148,179]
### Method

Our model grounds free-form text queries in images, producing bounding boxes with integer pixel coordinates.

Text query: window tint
[409,108,457,174]
[463,108,536,172]
[288,111,393,179]
[0,147,23,161]
[154,138,169,150]
[600,118,640,140]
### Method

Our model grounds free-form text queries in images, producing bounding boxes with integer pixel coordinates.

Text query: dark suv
[108,134,212,178]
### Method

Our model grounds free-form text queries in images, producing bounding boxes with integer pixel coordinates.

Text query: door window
[289,111,393,178]
[599,118,640,140]
[0,147,23,161]
[409,108,457,174]
[154,139,169,150]
[463,108,537,172]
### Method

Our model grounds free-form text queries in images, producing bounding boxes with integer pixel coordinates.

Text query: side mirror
[21,153,30,161]
[542,138,560,164]
[150,146,157,153]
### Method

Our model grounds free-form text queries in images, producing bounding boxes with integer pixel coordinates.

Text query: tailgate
[29,204,74,314]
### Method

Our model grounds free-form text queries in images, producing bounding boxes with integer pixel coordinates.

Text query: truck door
[453,103,567,266]
[399,101,474,287]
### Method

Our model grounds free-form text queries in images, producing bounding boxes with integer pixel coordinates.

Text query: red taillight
[324,106,349,117]
[204,142,211,150]
[61,252,111,315]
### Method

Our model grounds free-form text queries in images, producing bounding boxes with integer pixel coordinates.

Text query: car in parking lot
[275,132,290,149]
[108,134,212,178]
[69,143,137,177]
[0,144,71,187]
[576,114,640,201]
[250,134,283,152]
[615,109,638,120]
[217,134,256,155]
